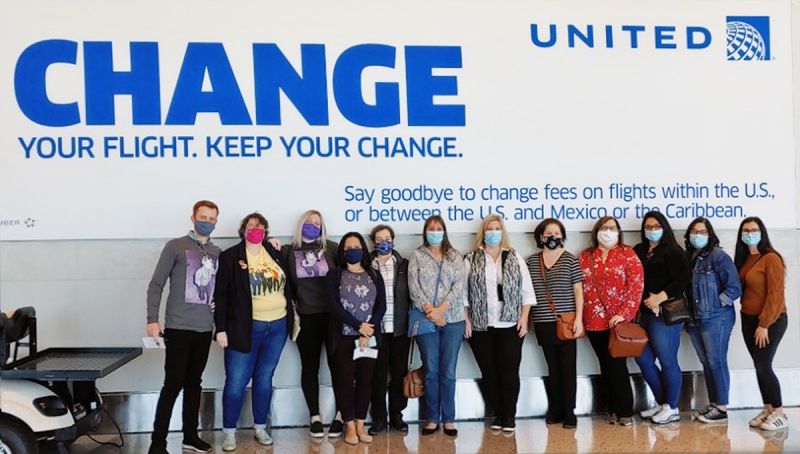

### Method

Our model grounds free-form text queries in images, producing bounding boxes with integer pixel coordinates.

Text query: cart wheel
[0,416,39,454]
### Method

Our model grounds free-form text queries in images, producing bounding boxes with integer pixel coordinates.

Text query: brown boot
[344,421,358,445]
[356,420,373,443]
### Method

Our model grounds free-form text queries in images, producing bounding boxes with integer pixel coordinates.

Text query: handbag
[588,257,648,357]
[403,339,425,398]
[539,253,582,340]
[407,259,444,338]
[609,322,649,358]
[660,295,691,325]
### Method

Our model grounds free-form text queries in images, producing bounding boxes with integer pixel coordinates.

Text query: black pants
[370,333,410,423]
[536,322,577,419]
[742,313,787,408]
[333,334,377,421]
[587,329,634,418]
[468,326,524,419]
[296,312,336,416]
[151,328,212,444]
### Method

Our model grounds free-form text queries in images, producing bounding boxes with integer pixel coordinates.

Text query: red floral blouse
[579,245,644,332]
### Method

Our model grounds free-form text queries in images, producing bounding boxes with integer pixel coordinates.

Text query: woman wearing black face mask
[327,232,386,445]
[526,218,584,429]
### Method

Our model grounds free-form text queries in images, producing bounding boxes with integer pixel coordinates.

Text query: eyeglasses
[643,225,662,231]
[598,226,618,232]
[742,229,761,234]
[689,230,709,235]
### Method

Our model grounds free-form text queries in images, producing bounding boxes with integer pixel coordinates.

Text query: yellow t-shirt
[246,247,287,322]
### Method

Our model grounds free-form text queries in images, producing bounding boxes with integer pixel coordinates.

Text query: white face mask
[598,230,619,247]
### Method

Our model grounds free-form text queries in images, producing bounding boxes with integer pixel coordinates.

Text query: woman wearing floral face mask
[281,210,343,437]
[367,224,412,435]
[734,216,789,431]
[527,218,583,429]
[464,214,536,433]
[579,216,644,426]
[214,213,293,451]
[683,217,741,424]
[408,215,468,437]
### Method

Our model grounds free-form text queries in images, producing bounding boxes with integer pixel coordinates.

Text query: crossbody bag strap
[407,338,416,369]
[538,253,557,314]
[432,258,445,305]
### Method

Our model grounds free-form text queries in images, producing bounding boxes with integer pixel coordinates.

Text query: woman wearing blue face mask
[281,210,343,437]
[408,215,468,437]
[633,211,691,424]
[734,217,789,431]
[367,224,412,434]
[464,214,536,432]
[327,232,386,445]
[683,217,741,424]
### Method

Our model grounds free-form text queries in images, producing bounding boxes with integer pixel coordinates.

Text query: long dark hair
[640,210,681,250]
[683,217,719,256]
[337,231,372,270]
[734,216,784,271]
[422,215,453,255]
[586,216,626,252]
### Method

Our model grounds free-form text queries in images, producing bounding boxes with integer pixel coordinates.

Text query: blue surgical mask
[194,221,215,236]
[645,229,663,243]
[742,232,761,246]
[376,240,394,256]
[689,234,709,249]
[484,231,502,246]
[344,248,363,264]
[426,231,444,246]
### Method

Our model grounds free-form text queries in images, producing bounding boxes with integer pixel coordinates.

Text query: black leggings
[468,326,524,419]
[536,322,577,419]
[296,312,335,416]
[587,329,634,418]
[333,334,376,421]
[741,313,787,408]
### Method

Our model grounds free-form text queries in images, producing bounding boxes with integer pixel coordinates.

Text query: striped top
[527,251,582,323]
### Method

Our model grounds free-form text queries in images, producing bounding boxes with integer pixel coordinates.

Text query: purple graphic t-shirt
[340,270,377,336]
[294,249,330,278]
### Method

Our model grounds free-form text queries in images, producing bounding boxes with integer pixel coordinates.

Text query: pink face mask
[246,228,266,244]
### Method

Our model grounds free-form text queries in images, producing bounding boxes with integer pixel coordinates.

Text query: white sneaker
[640,404,663,419]
[222,433,237,452]
[749,409,771,428]
[254,428,273,446]
[651,405,680,425]
[760,412,789,431]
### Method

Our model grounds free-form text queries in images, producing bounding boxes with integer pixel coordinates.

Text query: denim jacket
[689,247,741,319]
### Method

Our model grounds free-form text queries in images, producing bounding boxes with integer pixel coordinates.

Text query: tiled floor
[67,408,799,453]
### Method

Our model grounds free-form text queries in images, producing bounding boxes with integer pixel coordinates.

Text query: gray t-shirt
[146,234,221,332]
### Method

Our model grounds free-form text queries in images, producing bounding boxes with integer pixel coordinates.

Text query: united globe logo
[726,16,771,61]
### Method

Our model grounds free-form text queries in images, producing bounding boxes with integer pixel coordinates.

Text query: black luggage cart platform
[1,347,142,381]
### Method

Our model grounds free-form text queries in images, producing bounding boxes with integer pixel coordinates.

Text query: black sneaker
[309,420,325,438]
[501,418,516,432]
[563,414,577,429]
[328,419,344,438]
[697,407,728,424]
[147,442,168,454]
[390,416,409,433]
[489,417,503,430]
[369,419,387,435]
[182,435,212,453]
[545,414,564,425]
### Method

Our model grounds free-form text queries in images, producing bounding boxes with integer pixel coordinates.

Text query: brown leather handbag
[539,254,582,340]
[589,259,648,357]
[403,340,424,398]
[608,322,648,358]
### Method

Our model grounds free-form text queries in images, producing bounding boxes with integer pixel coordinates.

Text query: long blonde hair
[473,214,511,251]
[292,209,329,252]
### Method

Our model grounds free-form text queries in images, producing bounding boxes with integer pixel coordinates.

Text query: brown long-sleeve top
[739,252,786,328]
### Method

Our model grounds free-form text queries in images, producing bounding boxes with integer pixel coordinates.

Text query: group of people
[145,201,789,454]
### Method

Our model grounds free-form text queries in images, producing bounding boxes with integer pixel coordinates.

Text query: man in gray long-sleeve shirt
[146,201,221,454]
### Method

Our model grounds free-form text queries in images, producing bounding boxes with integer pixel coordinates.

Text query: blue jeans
[686,309,734,406]
[635,313,683,408]
[222,318,287,431]
[415,321,465,424]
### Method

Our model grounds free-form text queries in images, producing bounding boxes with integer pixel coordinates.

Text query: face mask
[544,236,563,250]
[344,248,364,264]
[689,234,709,249]
[742,232,761,246]
[426,231,444,246]
[376,240,394,256]
[598,230,619,247]
[645,229,663,243]
[484,231,502,246]
[194,221,215,236]
[246,228,266,244]
[302,222,321,241]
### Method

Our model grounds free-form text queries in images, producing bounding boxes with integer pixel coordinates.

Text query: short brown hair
[193,200,219,216]
[238,212,269,240]
[370,224,395,243]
